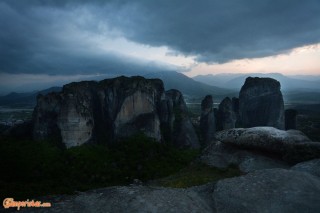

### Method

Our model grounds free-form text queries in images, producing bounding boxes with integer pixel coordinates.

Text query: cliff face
[200,95,216,144]
[161,89,200,148]
[33,76,199,148]
[239,77,285,130]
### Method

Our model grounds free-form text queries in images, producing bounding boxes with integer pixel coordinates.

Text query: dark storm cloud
[105,0,320,62]
[0,0,175,75]
[1,0,320,75]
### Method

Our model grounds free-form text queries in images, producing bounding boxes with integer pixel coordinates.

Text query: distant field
[0,108,33,122]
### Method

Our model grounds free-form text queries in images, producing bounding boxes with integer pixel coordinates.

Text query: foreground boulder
[19,185,213,213]
[33,76,199,148]
[239,77,285,129]
[291,158,320,178]
[213,168,320,213]
[200,141,289,173]
[16,169,320,213]
[215,127,320,163]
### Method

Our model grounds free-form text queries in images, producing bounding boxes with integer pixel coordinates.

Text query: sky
[0,0,320,94]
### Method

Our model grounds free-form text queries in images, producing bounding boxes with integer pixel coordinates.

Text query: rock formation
[160,89,199,148]
[214,169,320,213]
[291,159,320,178]
[200,140,289,173]
[33,76,199,148]
[239,77,285,129]
[21,168,320,213]
[285,109,297,130]
[214,127,320,163]
[200,95,216,144]
[216,97,237,131]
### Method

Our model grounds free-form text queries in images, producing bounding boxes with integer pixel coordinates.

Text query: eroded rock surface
[200,95,216,144]
[239,77,285,129]
[213,169,320,213]
[160,89,199,148]
[200,141,289,173]
[33,76,199,148]
[291,158,320,178]
[215,127,320,163]
[18,185,213,213]
[216,97,237,131]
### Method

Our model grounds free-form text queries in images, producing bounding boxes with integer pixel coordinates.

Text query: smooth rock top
[239,77,285,129]
[18,185,213,213]
[215,127,320,163]
[291,158,320,178]
[213,168,320,213]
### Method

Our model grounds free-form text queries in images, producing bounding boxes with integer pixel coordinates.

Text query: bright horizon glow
[184,44,320,77]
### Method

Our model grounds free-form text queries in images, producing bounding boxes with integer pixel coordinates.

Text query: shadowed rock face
[160,89,200,148]
[239,77,285,129]
[216,97,237,131]
[200,95,216,144]
[33,76,199,148]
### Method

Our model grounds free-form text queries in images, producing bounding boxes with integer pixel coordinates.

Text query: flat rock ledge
[15,168,320,213]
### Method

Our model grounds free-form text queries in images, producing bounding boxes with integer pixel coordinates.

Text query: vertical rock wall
[33,76,199,148]
[239,77,285,130]
[200,95,216,144]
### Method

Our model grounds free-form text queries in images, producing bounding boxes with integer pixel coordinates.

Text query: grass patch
[150,162,242,188]
[0,134,199,200]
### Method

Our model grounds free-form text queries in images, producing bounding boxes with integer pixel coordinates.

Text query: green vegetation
[150,162,241,188]
[0,110,33,121]
[0,134,199,200]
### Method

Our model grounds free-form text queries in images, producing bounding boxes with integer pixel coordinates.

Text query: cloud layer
[1,0,320,75]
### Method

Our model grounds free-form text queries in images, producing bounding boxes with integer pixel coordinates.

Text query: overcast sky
[1,0,320,93]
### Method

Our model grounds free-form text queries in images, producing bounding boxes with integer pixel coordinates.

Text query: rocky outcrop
[216,97,237,131]
[33,76,199,148]
[200,95,216,144]
[215,127,320,163]
[160,89,200,148]
[18,168,320,213]
[239,77,285,129]
[20,185,213,213]
[213,168,320,213]
[200,141,289,173]
[291,158,320,178]
[285,109,297,130]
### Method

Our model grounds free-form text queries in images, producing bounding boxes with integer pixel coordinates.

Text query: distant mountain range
[193,73,320,92]
[193,73,320,104]
[0,72,237,107]
[0,87,61,107]
[1,72,319,107]
[144,71,237,100]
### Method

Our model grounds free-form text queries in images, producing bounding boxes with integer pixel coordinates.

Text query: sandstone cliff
[33,76,199,148]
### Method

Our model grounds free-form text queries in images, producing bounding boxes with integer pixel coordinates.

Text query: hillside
[0,87,62,107]
[193,73,320,91]
[144,71,237,100]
